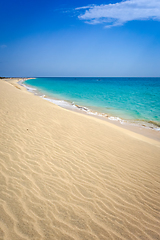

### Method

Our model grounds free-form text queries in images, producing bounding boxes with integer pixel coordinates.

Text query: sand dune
[0,79,160,240]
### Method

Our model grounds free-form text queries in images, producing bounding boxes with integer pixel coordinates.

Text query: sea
[20,77,160,131]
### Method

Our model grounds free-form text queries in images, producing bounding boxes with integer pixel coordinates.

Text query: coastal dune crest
[0,79,160,240]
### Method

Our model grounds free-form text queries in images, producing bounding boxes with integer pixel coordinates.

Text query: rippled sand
[0,79,160,240]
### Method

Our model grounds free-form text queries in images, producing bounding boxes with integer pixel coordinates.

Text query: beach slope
[0,79,160,240]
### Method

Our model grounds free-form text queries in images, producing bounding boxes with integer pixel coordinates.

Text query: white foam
[108,116,121,121]
[19,81,160,132]
[25,85,37,92]
[42,97,72,108]
[18,80,37,93]
[108,116,126,125]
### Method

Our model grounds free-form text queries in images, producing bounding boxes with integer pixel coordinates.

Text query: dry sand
[0,79,160,240]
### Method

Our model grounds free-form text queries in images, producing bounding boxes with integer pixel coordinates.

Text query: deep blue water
[24,77,160,129]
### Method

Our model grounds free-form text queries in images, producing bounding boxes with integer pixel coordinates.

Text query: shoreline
[20,78,160,142]
[0,78,160,240]
[3,77,160,142]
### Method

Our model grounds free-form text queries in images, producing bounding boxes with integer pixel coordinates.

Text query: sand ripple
[0,80,160,240]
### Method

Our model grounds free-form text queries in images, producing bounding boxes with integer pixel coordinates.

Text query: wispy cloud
[0,45,7,49]
[75,5,96,10]
[76,0,160,27]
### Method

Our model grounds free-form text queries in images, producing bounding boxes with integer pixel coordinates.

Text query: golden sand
[0,79,160,240]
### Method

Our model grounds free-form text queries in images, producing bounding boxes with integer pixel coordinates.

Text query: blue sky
[0,0,160,77]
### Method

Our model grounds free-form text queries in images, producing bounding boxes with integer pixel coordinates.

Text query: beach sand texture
[0,79,160,240]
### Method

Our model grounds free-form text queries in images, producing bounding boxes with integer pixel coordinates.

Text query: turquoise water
[24,77,160,129]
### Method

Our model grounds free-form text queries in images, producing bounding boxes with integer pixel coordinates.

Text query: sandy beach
[0,79,160,240]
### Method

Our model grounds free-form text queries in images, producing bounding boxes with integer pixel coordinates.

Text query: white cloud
[76,0,160,27]
[75,5,95,10]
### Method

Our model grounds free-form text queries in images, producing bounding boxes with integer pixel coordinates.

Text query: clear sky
[0,0,160,77]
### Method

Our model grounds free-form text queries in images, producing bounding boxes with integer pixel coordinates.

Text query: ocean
[21,77,160,131]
